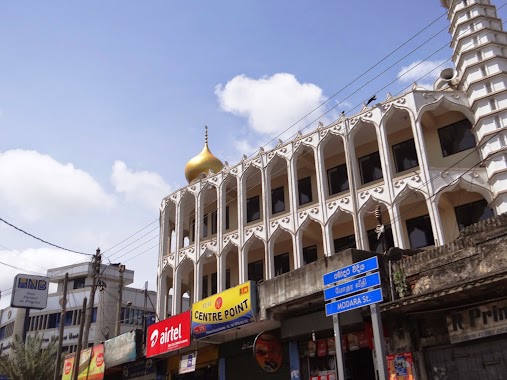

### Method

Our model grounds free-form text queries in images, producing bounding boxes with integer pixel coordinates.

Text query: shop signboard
[253,332,283,373]
[447,300,507,343]
[104,330,140,368]
[325,288,383,316]
[10,274,49,309]
[191,281,256,339]
[62,353,75,380]
[77,344,105,380]
[146,311,191,358]
[179,352,197,374]
[122,358,156,379]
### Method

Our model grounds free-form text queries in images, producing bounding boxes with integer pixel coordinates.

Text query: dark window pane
[303,245,318,265]
[359,151,383,184]
[226,269,231,289]
[406,215,434,249]
[271,186,285,214]
[247,195,260,222]
[92,308,98,323]
[298,176,313,205]
[328,164,349,195]
[455,200,494,230]
[274,253,290,276]
[368,226,394,253]
[202,275,208,299]
[211,272,217,295]
[334,235,356,252]
[211,210,217,235]
[203,214,208,238]
[438,119,476,157]
[392,139,419,172]
[73,277,86,290]
[225,206,230,230]
[190,219,195,243]
[64,311,73,326]
[248,260,264,283]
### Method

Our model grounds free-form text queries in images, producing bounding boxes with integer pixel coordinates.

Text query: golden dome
[184,126,224,184]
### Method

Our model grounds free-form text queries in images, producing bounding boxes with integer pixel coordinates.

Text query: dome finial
[184,125,224,184]
[205,125,208,146]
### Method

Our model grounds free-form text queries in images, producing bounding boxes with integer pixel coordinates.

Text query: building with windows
[155,0,507,378]
[0,262,157,356]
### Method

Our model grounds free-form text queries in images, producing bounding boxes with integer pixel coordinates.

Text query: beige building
[157,0,507,324]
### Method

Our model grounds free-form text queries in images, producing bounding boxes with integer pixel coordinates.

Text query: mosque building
[154,0,507,379]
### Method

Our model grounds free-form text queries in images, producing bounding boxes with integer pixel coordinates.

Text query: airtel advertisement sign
[146,310,191,358]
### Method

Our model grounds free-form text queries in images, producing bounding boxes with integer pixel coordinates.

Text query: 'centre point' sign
[191,281,256,339]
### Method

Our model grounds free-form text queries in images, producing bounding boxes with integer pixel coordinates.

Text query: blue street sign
[324,272,381,302]
[323,256,379,286]
[325,288,383,316]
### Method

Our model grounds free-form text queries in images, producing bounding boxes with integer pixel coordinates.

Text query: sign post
[10,274,50,342]
[322,257,387,380]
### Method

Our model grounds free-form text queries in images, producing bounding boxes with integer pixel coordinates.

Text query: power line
[0,217,93,256]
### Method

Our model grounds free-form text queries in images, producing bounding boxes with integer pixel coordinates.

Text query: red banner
[146,310,191,358]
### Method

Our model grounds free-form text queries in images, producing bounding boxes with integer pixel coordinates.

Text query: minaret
[442,0,507,213]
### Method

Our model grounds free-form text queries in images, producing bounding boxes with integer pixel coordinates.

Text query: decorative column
[238,174,247,284]
[217,183,226,292]
[287,155,302,269]
[171,266,182,315]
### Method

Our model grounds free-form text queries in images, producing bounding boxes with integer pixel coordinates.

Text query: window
[211,272,217,295]
[328,164,349,195]
[455,200,494,231]
[226,269,231,289]
[47,313,60,329]
[203,211,217,238]
[406,215,434,249]
[368,226,394,253]
[202,275,209,299]
[334,235,356,252]
[298,177,313,205]
[91,307,98,323]
[438,119,476,157]
[392,139,419,173]
[73,277,86,290]
[247,195,261,222]
[190,219,195,243]
[271,186,285,214]
[274,253,290,276]
[359,151,383,184]
[303,245,318,265]
[64,311,73,326]
[248,260,264,283]
[225,206,230,230]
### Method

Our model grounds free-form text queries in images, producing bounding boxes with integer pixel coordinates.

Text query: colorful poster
[77,344,105,380]
[317,340,327,357]
[253,332,282,373]
[191,281,256,339]
[146,311,191,358]
[61,353,75,380]
[387,352,415,380]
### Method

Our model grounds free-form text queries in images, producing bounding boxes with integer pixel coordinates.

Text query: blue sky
[1,0,503,306]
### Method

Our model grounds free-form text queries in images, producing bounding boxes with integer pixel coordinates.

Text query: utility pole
[142,281,148,348]
[73,297,87,380]
[83,248,101,346]
[54,273,69,380]
[115,264,125,337]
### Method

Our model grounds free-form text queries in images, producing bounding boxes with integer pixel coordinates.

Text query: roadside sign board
[324,272,381,302]
[10,274,49,309]
[325,288,383,316]
[322,257,379,286]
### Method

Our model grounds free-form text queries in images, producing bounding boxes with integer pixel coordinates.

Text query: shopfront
[423,300,507,380]
[166,345,219,380]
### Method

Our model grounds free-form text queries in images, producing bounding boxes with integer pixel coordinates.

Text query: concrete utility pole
[83,248,101,346]
[115,264,125,337]
[73,297,87,380]
[54,273,69,380]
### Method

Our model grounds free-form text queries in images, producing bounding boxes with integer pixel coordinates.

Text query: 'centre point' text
[194,299,249,322]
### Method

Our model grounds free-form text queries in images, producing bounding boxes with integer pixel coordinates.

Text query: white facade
[157,0,507,318]
[0,262,157,356]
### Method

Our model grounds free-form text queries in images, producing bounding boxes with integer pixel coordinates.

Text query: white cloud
[0,150,114,222]
[0,248,86,308]
[397,60,448,85]
[111,161,171,210]
[215,73,327,140]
